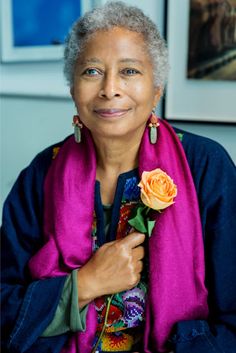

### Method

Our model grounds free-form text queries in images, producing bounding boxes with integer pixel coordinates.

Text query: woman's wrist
[77,265,100,309]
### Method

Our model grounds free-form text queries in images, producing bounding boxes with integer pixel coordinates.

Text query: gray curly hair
[64,1,169,89]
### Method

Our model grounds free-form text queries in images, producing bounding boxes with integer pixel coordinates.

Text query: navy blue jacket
[1,128,236,353]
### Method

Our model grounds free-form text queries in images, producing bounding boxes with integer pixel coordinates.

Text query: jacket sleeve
[1,149,69,353]
[170,134,236,353]
[41,270,88,337]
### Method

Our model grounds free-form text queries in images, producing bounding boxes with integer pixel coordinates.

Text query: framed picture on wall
[164,0,236,123]
[0,0,98,62]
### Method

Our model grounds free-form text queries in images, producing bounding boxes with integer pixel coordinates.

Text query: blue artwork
[12,0,81,47]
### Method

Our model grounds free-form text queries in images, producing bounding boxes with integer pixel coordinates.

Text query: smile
[94,109,131,118]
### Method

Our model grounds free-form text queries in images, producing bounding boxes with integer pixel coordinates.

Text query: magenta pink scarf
[29,119,208,352]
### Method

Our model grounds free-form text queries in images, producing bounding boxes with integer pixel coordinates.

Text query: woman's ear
[153,87,162,107]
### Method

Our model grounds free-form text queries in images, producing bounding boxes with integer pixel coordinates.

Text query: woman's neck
[93,135,141,205]
[94,136,140,175]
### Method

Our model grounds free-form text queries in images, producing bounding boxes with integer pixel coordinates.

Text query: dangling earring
[148,109,159,144]
[72,115,83,143]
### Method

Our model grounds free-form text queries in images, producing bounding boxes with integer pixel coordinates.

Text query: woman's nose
[99,73,122,99]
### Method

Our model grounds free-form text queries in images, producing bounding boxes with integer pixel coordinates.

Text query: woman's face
[71,27,161,142]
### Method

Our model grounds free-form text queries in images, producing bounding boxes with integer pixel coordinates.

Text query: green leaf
[128,204,156,236]
[128,214,147,233]
[128,204,146,233]
[147,219,156,237]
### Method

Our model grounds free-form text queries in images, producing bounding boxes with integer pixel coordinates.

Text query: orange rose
[138,168,177,210]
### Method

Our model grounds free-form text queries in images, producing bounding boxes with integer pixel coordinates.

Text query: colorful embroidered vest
[92,175,148,352]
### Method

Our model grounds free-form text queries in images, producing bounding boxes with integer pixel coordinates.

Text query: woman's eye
[83,68,100,76]
[122,68,140,75]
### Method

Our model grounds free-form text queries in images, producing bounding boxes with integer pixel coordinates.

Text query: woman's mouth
[94,109,131,118]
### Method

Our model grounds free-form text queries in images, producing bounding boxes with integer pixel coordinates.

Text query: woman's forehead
[78,27,150,63]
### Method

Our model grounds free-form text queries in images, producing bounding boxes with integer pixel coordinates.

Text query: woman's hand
[77,232,145,308]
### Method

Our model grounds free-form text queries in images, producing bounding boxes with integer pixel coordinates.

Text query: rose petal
[139,169,177,210]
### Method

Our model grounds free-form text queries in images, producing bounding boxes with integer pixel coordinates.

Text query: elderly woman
[1,2,236,353]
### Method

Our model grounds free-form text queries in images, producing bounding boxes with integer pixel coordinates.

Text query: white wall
[1,0,235,215]
[0,96,74,205]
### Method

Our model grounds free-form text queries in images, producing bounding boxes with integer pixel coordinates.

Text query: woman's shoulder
[172,126,236,231]
[172,125,235,208]
[29,135,72,173]
[7,136,72,200]
[2,136,73,221]
[172,126,235,171]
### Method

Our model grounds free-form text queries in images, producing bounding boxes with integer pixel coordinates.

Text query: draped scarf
[29,119,208,352]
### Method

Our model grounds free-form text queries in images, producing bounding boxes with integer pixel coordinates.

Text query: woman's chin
[91,125,145,143]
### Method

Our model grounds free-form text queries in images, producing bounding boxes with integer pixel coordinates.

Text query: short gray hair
[64,1,169,89]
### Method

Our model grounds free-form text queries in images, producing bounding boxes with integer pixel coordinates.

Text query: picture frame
[0,0,97,62]
[164,0,236,123]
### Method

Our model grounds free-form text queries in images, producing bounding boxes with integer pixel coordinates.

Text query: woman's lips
[94,109,131,118]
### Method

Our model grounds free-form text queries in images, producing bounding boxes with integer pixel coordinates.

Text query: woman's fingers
[136,259,143,273]
[119,231,145,249]
[78,231,146,303]
[133,245,145,260]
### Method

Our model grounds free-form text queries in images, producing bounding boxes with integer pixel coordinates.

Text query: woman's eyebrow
[119,58,144,64]
[79,58,144,65]
[79,58,102,65]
